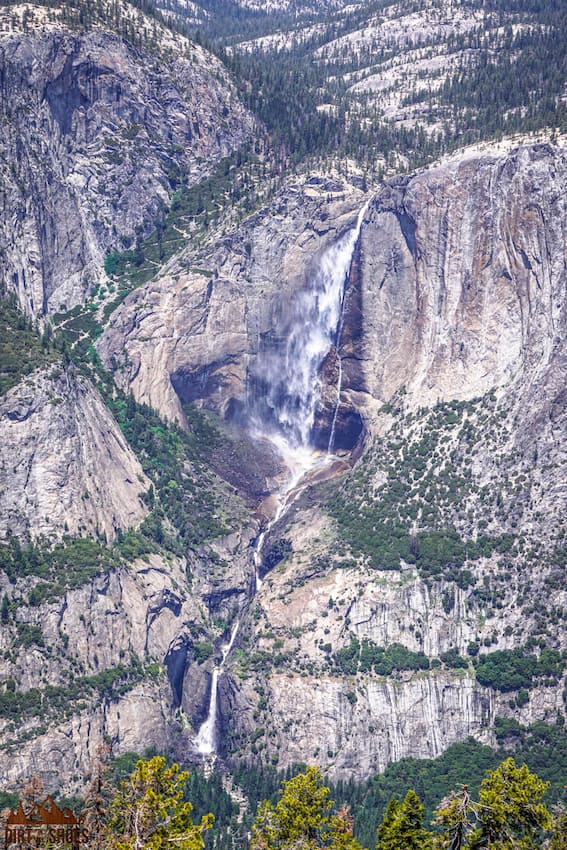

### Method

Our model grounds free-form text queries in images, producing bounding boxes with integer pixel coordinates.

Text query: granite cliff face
[99,176,365,425]
[94,142,567,782]
[0,0,257,791]
[1,140,565,790]
[99,144,566,458]
[0,550,203,789]
[0,1,254,318]
[357,143,566,411]
[0,367,148,542]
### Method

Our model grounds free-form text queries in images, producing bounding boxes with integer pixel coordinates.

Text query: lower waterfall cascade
[193,201,368,757]
[195,618,240,755]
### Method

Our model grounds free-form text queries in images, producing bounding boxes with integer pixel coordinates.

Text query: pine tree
[105,756,213,850]
[376,798,399,850]
[1,594,10,624]
[433,758,552,850]
[251,767,362,850]
[433,786,476,850]
[376,790,432,850]
[471,757,552,849]
[329,805,360,850]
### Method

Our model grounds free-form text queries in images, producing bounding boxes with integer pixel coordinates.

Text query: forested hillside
[2,753,566,850]
[195,0,567,176]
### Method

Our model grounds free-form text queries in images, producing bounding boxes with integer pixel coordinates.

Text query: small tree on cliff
[105,756,213,850]
[251,766,362,850]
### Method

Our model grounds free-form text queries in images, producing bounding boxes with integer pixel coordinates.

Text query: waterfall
[195,619,240,755]
[327,318,344,454]
[194,200,368,758]
[195,668,219,756]
[249,203,367,450]
[253,531,265,591]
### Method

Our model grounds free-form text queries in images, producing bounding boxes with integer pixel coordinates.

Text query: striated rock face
[219,469,566,779]
[0,367,148,542]
[100,144,566,451]
[2,141,566,789]
[0,2,254,317]
[209,143,567,778]
[0,551,208,790]
[357,143,566,411]
[222,666,563,781]
[3,682,174,792]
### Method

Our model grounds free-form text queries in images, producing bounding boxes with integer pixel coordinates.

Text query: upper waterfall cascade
[249,203,367,451]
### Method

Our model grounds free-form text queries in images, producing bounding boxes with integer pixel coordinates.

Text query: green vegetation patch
[328,637,565,692]
[0,536,115,603]
[474,646,565,692]
[0,294,63,396]
[333,638,430,677]
[102,146,270,320]
[0,658,156,724]
[102,386,237,550]
[326,396,523,588]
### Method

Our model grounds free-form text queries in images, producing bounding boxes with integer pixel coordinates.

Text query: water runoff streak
[194,201,367,756]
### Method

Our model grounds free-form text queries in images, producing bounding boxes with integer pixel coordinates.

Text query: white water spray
[195,619,240,755]
[252,438,320,589]
[249,203,368,449]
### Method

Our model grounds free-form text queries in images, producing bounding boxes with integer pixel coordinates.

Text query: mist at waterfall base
[247,203,367,461]
[194,205,366,757]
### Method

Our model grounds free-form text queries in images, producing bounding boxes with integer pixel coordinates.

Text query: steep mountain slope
[216,143,566,777]
[201,0,566,178]
[0,0,565,802]
[0,0,257,792]
[75,141,567,782]
[0,367,149,542]
[98,175,365,424]
[0,0,254,318]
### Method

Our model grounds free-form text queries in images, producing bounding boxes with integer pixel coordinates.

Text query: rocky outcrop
[0,551,207,790]
[2,142,566,790]
[221,666,563,781]
[2,681,174,792]
[100,144,566,449]
[358,143,566,411]
[0,2,254,317]
[219,472,566,778]
[0,367,148,542]
[99,176,365,425]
